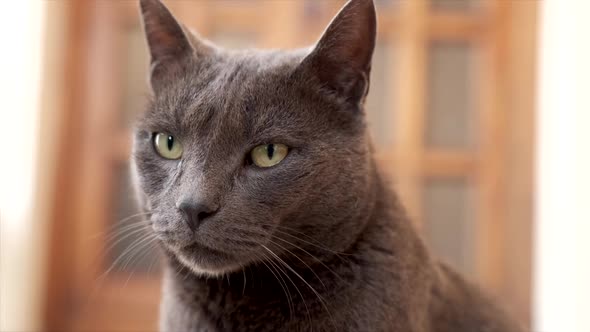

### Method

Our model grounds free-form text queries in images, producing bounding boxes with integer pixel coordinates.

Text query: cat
[132,0,524,331]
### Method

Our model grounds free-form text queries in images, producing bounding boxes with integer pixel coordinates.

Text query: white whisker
[261,244,336,329]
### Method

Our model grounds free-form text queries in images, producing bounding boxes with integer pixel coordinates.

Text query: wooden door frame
[42,1,93,331]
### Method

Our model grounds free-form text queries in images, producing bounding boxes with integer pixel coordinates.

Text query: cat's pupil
[267,144,275,159]
[167,135,174,151]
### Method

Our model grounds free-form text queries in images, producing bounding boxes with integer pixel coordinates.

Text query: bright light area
[0,1,46,331]
[534,0,590,331]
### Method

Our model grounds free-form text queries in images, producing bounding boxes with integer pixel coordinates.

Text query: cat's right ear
[139,0,210,92]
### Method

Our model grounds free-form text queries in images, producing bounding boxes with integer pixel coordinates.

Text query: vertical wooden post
[43,1,91,330]
[393,0,428,228]
[475,0,508,291]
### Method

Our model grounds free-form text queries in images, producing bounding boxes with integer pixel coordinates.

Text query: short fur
[132,0,524,331]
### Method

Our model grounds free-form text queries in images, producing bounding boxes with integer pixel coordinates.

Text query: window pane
[431,0,481,11]
[422,178,476,276]
[108,164,160,274]
[426,42,477,149]
[366,42,396,149]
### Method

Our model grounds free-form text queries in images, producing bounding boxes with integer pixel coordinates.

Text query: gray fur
[132,0,524,331]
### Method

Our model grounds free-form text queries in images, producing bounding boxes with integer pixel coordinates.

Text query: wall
[0,2,69,331]
[0,1,46,331]
[534,0,590,330]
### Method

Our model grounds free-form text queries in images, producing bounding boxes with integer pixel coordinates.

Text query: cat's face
[133,0,377,276]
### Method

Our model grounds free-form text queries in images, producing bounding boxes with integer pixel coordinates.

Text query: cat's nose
[176,200,218,232]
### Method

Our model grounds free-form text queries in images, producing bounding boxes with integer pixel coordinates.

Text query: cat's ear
[301,0,376,107]
[139,0,211,92]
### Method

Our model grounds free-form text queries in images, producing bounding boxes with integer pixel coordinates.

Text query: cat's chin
[173,242,244,277]
[176,254,242,277]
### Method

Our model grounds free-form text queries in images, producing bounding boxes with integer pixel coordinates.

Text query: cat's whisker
[90,211,153,239]
[255,223,353,257]
[256,251,296,322]
[101,221,150,244]
[122,236,160,288]
[84,222,152,282]
[146,246,161,275]
[111,210,153,226]
[97,233,157,282]
[272,236,348,284]
[261,244,336,329]
[172,258,191,283]
[219,224,351,281]
[182,264,191,282]
[102,225,152,256]
[90,219,150,242]
[271,228,355,267]
[227,223,351,260]
[275,228,352,256]
[120,234,159,272]
[241,269,247,296]
[123,246,151,288]
[267,239,328,290]
[173,260,184,280]
[116,234,156,273]
[260,250,311,328]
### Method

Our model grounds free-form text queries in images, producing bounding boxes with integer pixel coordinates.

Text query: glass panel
[426,42,477,149]
[108,164,160,273]
[120,25,149,129]
[366,42,396,149]
[422,178,475,276]
[431,0,481,11]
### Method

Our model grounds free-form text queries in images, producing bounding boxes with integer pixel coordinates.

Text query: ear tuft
[302,0,377,106]
[139,0,193,91]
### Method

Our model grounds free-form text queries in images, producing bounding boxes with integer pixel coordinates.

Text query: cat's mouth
[154,228,243,275]
[155,230,231,257]
[181,241,232,261]
[152,217,263,275]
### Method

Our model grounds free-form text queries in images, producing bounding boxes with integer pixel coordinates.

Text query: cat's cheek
[135,159,178,197]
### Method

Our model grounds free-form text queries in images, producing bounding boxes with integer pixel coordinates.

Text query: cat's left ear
[301,0,376,107]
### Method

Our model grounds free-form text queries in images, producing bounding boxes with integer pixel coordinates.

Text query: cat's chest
[162,256,394,331]
[170,276,351,332]
[195,284,309,331]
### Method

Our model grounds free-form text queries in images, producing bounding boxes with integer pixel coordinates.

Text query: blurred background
[0,0,588,331]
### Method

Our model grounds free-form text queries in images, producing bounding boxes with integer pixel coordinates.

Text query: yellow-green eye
[154,133,183,159]
[250,143,288,168]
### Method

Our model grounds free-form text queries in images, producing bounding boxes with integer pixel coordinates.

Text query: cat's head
[133,0,377,276]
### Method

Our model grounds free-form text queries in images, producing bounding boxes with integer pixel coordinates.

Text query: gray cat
[132,0,524,331]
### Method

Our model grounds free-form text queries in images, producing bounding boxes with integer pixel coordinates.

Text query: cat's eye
[153,133,183,160]
[250,143,288,168]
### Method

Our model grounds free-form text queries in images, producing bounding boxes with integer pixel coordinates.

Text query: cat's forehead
[143,49,309,135]
[199,49,306,99]
[190,52,298,119]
